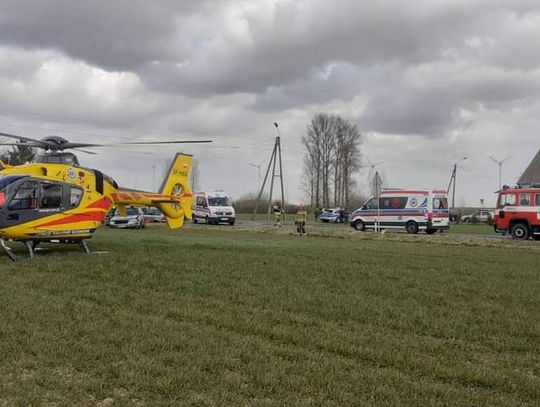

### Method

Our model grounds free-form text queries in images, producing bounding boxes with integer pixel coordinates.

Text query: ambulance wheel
[406,221,419,234]
[353,220,365,231]
[511,223,530,240]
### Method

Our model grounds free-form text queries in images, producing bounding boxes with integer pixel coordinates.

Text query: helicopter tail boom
[157,153,193,229]
[114,153,193,229]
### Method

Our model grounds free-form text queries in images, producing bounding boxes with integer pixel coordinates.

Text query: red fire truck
[494,186,540,240]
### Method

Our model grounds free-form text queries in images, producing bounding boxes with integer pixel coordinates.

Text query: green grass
[1,226,539,406]
[448,223,495,235]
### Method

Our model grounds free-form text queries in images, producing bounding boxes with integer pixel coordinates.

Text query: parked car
[109,206,145,229]
[460,210,494,223]
[142,207,165,223]
[320,208,348,223]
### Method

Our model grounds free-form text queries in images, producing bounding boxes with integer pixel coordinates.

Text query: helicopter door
[5,180,39,224]
[8,181,39,211]
[40,183,63,209]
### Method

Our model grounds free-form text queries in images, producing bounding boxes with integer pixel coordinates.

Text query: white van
[192,191,236,225]
[349,189,450,234]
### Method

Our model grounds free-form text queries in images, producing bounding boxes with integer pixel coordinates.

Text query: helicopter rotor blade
[106,140,213,146]
[62,140,213,149]
[72,148,98,155]
[0,142,45,148]
[0,132,50,147]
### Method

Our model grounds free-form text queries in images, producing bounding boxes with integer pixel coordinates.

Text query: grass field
[1,226,539,406]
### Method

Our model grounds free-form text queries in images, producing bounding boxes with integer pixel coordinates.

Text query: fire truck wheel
[511,223,530,240]
[406,221,419,234]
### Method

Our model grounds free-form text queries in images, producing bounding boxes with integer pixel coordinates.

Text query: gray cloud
[0,0,539,204]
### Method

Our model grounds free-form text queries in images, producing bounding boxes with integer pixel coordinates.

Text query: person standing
[295,203,307,236]
[272,200,282,227]
[314,206,321,222]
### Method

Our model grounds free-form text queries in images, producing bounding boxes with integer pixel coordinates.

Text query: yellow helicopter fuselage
[0,154,193,242]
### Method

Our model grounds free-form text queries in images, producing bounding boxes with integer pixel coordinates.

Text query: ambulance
[192,191,236,225]
[349,189,450,234]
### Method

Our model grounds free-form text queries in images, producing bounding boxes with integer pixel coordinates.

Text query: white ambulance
[192,191,236,225]
[349,189,450,234]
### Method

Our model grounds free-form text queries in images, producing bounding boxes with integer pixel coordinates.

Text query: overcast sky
[1,0,539,207]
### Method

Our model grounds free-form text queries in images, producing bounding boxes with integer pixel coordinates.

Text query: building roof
[518,149,540,186]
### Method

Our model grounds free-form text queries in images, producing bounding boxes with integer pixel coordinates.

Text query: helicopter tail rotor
[156,153,193,229]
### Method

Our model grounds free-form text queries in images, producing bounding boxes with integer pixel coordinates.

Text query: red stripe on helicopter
[37,211,106,227]
[86,197,113,209]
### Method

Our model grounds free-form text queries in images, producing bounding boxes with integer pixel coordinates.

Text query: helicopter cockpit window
[8,181,39,210]
[40,183,63,209]
[70,187,83,207]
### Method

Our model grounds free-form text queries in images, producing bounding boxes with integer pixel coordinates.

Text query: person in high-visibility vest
[272,201,282,226]
[295,203,307,236]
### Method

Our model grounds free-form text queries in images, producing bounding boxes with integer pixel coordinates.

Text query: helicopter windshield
[0,175,26,192]
[0,175,26,207]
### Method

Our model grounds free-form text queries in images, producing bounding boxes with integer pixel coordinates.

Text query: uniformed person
[295,203,307,236]
[272,200,282,227]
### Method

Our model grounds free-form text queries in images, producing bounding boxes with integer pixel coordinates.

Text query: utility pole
[252,123,286,221]
[446,157,468,210]
[488,154,511,190]
[374,171,383,232]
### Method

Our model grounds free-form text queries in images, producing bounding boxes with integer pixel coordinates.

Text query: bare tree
[302,113,362,209]
[0,144,36,165]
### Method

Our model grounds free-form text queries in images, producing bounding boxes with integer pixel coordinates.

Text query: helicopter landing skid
[0,239,34,262]
[79,240,91,254]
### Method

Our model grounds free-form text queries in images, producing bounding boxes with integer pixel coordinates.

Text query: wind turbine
[488,154,511,190]
[248,160,264,191]
[363,158,383,195]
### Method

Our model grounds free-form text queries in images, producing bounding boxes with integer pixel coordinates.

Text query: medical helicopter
[0,131,211,261]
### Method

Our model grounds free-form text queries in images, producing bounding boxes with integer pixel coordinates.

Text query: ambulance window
[380,197,407,209]
[70,187,83,207]
[433,198,448,209]
[40,183,63,208]
[8,181,38,210]
[196,196,206,206]
[520,193,531,206]
[380,198,392,209]
[535,194,540,206]
[365,198,379,209]
[208,196,231,206]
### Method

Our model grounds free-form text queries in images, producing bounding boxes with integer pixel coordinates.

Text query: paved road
[188,219,508,240]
